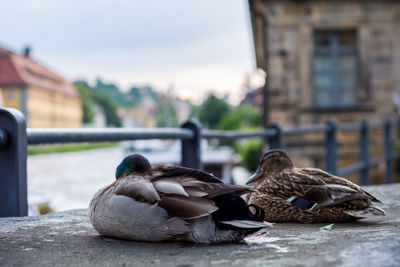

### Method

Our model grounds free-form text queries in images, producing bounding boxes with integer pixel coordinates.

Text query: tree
[199,94,230,129]
[91,93,122,127]
[73,80,94,124]
[238,139,262,172]
[217,105,263,172]
[217,105,262,130]
[128,85,159,107]
[94,79,133,107]
[189,103,200,119]
[156,97,179,127]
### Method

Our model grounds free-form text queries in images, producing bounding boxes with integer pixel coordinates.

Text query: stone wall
[250,0,400,183]
[251,0,400,126]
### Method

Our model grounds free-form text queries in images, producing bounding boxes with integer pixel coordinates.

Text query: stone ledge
[1,184,400,266]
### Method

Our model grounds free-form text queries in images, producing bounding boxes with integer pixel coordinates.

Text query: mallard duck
[245,149,385,223]
[89,154,271,243]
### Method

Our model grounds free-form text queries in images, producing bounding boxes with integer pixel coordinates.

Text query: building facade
[248,0,400,182]
[249,0,400,126]
[0,47,82,127]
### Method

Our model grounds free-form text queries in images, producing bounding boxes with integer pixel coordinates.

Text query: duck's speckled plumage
[90,154,271,243]
[245,149,385,223]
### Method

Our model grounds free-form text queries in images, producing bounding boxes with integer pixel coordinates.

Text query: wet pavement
[1,183,399,266]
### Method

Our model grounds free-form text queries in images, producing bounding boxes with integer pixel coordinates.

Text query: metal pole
[181,119,202,170]
[267,123,283,149]
[0,108,28,217]
[325,121,337,175]
[360,120,370,185]
[384,120,393,183]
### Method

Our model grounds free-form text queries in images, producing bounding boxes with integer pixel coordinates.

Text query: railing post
[384,120,393,183]
[0,108,28,217]
[360,120,370,185]
[181,119,202,170]
[267,123,283,149]
[325,120,337,175]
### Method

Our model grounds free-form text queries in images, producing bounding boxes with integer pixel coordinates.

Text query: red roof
[0,46,79,97]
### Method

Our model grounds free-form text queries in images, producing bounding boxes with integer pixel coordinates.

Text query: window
[313,30,358,108]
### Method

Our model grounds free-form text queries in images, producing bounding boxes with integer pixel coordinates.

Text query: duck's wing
[156,165,223,183]
[262,170,373,210]
[300,168,381,203]
[154,166,253,197]
[115,172,253,220]
[114,175,161,204]
[156,169,263,222]
[114,175,217,220]
[154,175,255,219]
[156,166,262,220]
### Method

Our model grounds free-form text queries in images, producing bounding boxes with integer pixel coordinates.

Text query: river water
[27,145,248,215]
[28,147,123,214]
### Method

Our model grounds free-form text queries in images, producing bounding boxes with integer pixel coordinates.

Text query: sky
[0,0,263,104]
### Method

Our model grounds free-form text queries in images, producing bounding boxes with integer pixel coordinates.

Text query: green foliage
[199,94,230,129]
[238,139,262,172]
[93,79,158,108]
[94,79,132,107]
[132,86,158,100]
[189,103,200,119]
[128,87,142,106]
[214,105,263,172]
[156,97,179,127]
[28,142,118,155]
[74,80,94,124]
[320,224,334,231]
[73,78,189,128]
[91,93,122,127]
[74,79,123,126]
[127,85,159,107]
[217,105,262,130]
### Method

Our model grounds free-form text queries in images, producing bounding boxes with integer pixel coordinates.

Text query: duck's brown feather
[159,194,218,219]
[155,165,223,184]
[114,176,160,204]
[246,151,384,223]
[114,171,254,221]
[255,168,377,207]
[299,168,381,202]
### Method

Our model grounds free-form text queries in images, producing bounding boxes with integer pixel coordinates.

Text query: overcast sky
[0,0,261,103]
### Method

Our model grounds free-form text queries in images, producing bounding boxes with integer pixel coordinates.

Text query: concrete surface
[1,184,400,267]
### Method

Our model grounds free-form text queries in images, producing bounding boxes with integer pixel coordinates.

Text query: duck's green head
[115,154,151,179]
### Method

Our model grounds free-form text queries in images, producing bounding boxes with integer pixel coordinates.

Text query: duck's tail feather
[344,205,386,218]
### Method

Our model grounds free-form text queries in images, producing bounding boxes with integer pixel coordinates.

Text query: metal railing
[0,107,398,217]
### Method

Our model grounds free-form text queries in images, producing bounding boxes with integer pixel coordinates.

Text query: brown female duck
[245,149,385,223]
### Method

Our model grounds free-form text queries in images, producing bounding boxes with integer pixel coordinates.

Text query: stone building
[249,0,399,125]
[248,0,400,182]
[0,46,82,127]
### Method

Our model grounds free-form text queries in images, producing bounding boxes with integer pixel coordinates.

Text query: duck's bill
[246,167,263,184]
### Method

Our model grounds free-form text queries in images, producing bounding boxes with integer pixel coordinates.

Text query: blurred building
[0,46,82,127]
[249,0,399,125]
[248,0,400,183]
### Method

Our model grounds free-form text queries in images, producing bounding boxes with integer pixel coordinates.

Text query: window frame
[312,29,359,109]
